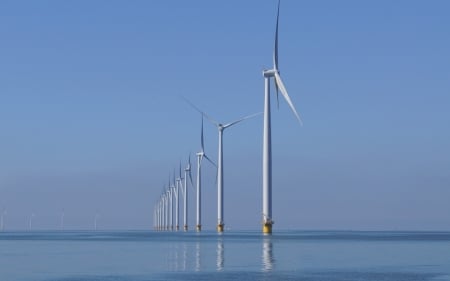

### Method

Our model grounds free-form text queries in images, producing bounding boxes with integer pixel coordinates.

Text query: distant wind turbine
[0,209,6,231]
[161,191,167,230]
[183,155,193,231]
[174,169,180,231]
[195,117,216,231]
[261,0,302,234]
[165,188,170,230]
[94,212,100,231]
[29,213,35,231]
[168,175,174,230]
[185,100,260,232]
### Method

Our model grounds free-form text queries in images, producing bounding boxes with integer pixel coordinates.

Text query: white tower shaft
[196,154,202,231]
[262,75,273,233]
[217,128,224,232]
[183,169,188,231]
[175,180,180,230]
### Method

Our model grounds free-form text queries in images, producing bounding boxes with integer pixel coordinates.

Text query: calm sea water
[1,230,450,281]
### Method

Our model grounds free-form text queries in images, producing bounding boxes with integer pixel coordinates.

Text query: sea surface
[1,230,450,281]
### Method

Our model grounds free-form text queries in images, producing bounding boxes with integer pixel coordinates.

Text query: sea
[1,230,449,281]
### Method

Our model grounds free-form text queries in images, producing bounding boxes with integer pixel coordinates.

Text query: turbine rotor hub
[263,69,277,77]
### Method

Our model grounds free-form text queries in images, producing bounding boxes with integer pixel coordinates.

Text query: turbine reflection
[216,238,224,271]
[262,237,275,271]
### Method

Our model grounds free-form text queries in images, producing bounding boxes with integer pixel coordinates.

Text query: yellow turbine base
[217,224,224,232]
[196,225,202,232]
[263,223,272,234]
[183,225,188,231]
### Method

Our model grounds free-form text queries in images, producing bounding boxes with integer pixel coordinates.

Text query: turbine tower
[1,209,6,231]
[165,188,170,230]
[174,169,180,231]
[195,117,216,231]
[169,184,174,230]
[183,155,193,231]
[29,213,35,231]
[185,101,260,232]
[261,0,302,234]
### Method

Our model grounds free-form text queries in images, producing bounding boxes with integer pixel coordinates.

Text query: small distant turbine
[261,0,302,234]
[175,164,184,231]
[0,209,6,231]
[183,155,193,231]
[168,175,174,230]
[94,213,100,231]
[165,188,170,230]
[29,213,35,231]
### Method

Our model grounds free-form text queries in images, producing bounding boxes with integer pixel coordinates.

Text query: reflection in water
[182,243,187,271]
[216,238,224,271]
[195,241,201,272]
[262,237,275,271]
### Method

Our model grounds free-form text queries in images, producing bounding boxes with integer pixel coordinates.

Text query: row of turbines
[153,0,302,234]
[0,210,102,231]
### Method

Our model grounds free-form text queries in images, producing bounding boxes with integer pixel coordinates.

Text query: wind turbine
[174,169,180,231]
[185,100,260,232]
[195,117,216,231]
[161,192,166,230]
[94,212,100,231]
[183,155,193,231]
[0,209,6,231]
[261,0,302,234]
[165,188,170,230]
[29,213,35,231]
[169,175,174,230]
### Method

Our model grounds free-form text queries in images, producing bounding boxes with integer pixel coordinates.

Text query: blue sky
[0,0,449,230]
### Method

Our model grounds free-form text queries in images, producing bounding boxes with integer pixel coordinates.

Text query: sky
[0,0,449,231]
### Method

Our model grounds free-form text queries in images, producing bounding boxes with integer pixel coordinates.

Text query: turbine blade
[182,96,219,126]
[189,170,194,187]
[273,0,280,71]
[203,154,217,168]
[274,71,303,125]
[223,112,262,128]
[173,168,176,186]
[201,117,205,152]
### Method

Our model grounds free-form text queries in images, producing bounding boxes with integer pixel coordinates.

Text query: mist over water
[1,231,450,281]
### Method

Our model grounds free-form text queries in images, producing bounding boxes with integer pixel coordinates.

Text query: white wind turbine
[94,212,100,231]
[261,0,302,234]
[185,100,260,232]
[165,187,171,230]
[158,191,164,231]
[29,213,35,231]
[195,117,216,231]
[173,169,180,231]
[183,155,193,231]
[1,209,6,231]
[161,191,167,230]
[168,176,174,231]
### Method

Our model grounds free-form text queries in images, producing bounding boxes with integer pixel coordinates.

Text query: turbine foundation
[196,224,202,232]
[263,222,272,234]
[217,224,224,233]
[184,225,188,231]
